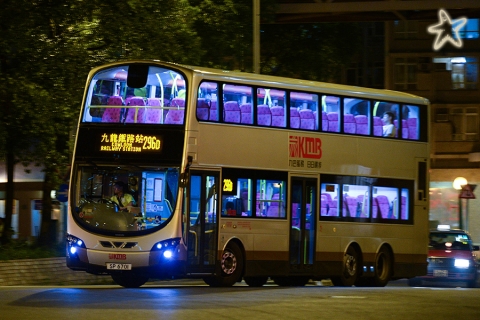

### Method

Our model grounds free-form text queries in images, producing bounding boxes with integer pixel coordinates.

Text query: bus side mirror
[179,155,193,187]
[179,173,189,187]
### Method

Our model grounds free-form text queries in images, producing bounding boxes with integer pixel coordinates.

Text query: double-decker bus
[66,60,430,288]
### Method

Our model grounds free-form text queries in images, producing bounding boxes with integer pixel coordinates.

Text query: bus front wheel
[204,242,244,287]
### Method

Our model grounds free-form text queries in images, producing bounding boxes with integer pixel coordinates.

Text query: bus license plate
[106,263,132,270]
[433,269,448,277]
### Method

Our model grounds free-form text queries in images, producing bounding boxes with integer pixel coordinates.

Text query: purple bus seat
[355,115,369,135]
[401,120,408,138]
[372,197,378,218]
[240,103,253,124]
[165,97,185,124]
[165,109,185,124]
[209,100,218,121]
[322,193,337,216]
[322,111,328,131]
[257,104,271,126]
[102,96,124,122]
[271,106,285,127]
[223,101,240,123]
[343,114,356,134]
[375,195,391,219]
[321,195,329,216]
[171,97,185,108]
[125,97,146,123]
[408,118,418,140]
[144,98,162,124]
[393,119,408,138]
[124,96,133,106]
[373,116,383,137]
[299,109,315,130]
[290,107,300,129]
[327,112,339,132]
[196,98,210,121]
[343,196,358,217]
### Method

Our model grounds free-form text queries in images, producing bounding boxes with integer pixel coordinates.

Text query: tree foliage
[261,23,361,82]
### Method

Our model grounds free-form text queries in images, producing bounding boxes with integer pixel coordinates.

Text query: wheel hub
[221,251,236,275]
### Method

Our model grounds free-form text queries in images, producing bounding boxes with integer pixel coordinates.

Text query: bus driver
[111,181,136,212]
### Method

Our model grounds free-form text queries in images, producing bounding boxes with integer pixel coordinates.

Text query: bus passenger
[382,111,396,137]
[111,181,136,212]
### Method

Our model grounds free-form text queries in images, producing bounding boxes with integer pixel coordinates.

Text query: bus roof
[89,60,430,106]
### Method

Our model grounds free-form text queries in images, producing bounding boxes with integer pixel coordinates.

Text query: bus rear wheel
[111,273,149,288]
[372,247,392,287]
[331,246,358,287]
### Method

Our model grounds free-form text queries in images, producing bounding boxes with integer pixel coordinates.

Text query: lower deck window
[320,175,412,223]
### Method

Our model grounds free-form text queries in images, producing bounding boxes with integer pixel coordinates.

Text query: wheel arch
[223,237,247,277]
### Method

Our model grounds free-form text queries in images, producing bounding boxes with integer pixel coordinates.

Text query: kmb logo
[109,254,127,260]
[289,135,322,159]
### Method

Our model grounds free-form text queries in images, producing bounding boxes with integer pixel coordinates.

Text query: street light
[453,177,467,229]
[453,177,467,190]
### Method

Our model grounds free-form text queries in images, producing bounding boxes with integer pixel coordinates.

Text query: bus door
[289,177,316,272]
[186,171,219,274]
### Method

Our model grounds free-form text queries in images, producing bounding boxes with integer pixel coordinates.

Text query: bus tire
[111,273,149,288]
[331,246,358,287]
[244,276,268,287]
[205,242,244,287]
[372,247,392,287]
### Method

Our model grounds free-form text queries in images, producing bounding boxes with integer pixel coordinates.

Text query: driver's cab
[73,166,179,234]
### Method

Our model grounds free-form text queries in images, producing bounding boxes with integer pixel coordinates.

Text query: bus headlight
[454,259,470,268]
[66,234,86,256]
[151,238,181,260]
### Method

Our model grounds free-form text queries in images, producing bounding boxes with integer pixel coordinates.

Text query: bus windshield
[82,64,187,125]
[71,164,179,235]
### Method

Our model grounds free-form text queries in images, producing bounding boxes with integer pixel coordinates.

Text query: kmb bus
[66,60,429,288]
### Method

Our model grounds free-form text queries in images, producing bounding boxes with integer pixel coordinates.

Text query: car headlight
[454,259,470,268]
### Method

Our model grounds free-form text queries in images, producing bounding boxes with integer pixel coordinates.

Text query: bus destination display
[100,132,162,153]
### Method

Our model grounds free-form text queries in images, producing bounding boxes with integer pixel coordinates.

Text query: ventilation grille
[99,241,138,249]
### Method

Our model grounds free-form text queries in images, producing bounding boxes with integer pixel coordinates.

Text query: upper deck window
[195,81,426,142]
[82,65,186,125]
[290,92,318,130]
[224,84,253,124]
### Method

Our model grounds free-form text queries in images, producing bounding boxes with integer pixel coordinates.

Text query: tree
[260,23,362,82]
